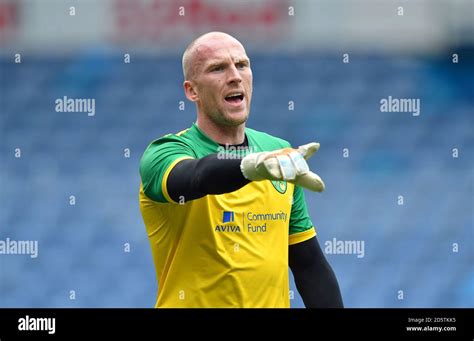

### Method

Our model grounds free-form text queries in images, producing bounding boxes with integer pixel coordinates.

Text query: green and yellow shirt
[139,123,316,307]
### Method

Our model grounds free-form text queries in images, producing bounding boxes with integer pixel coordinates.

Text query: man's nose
[227,65,242,84]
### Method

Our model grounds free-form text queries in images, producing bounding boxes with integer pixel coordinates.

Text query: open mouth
[224,92,244,104]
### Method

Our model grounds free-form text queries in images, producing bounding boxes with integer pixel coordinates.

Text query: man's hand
[240,142,325,192]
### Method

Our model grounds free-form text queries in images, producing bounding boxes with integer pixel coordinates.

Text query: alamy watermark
[217,145,257,160]
[55,96,95,116]
[18,315,55,334]
[324,238,365,258]
[0,238,38,258]
[380,96,420,116]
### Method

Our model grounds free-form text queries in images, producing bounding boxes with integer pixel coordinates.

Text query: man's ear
[184,81,199,102]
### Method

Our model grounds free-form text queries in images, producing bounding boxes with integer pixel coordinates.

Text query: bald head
[181,31,253,131]
[182,32,246,81]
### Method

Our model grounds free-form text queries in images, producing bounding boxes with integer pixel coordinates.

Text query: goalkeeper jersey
[139,123,316,308]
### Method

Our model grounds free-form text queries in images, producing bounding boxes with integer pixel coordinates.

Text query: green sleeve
[139,135,195,203]
[289,185,314,235]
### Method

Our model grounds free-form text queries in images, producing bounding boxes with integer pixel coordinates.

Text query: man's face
[186,37,253,127]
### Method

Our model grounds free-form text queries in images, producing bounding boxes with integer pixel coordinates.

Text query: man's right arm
[140,137,251,203]
[140,138,324,204]
[166,155,250,202]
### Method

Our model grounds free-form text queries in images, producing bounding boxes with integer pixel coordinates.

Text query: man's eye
[236,63,246,69]
[211,66,223,72]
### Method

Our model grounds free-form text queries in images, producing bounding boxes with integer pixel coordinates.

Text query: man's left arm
[289,236,344,308]
[288,185,343,308]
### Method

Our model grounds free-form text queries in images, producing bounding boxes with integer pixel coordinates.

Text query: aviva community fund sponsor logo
[222,211,235,223]
[215,210,288,233]
[215,211,241,232]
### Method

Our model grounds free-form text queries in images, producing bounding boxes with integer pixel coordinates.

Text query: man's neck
[196,116,246,145]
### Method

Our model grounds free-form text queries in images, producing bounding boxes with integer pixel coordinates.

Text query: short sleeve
[139,135,195,203]
[289,185,316,245]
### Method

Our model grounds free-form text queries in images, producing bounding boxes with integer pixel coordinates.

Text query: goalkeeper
[139,32,343,308]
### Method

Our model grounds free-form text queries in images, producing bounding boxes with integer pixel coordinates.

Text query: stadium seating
[0,53,472,307]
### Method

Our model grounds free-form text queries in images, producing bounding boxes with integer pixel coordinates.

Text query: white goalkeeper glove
[240,142,325,192]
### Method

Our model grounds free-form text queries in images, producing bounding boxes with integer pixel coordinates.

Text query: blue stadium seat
[1,54,472,307]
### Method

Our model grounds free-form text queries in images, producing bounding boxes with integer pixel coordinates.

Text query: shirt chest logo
[214,211,288,234]
[271,180,287,194]
[215,211,241,232]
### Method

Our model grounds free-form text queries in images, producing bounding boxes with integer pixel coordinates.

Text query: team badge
[271,180,287,194]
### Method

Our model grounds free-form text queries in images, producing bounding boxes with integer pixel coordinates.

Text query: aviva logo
[223,211,235,223]
[216,211,240,232]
